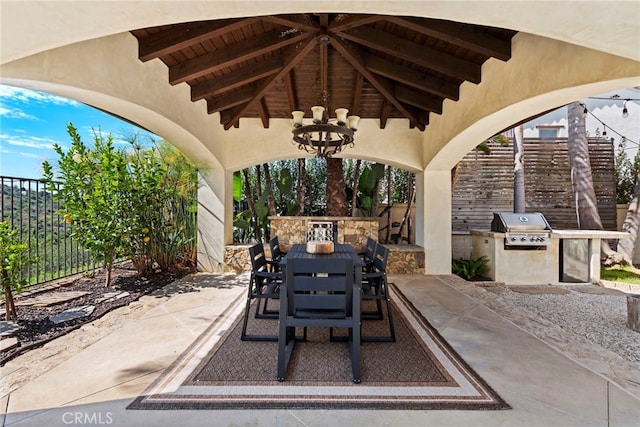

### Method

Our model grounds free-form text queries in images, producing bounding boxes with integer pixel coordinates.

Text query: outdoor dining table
[279,243,365,284]
[278,243,365,325]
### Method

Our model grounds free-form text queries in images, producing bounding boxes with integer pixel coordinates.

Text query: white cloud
[0,85,80,107]
[0,131,62,150]
[0,105,37,120]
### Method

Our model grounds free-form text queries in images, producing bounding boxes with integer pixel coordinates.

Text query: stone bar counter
[269,216,379,252]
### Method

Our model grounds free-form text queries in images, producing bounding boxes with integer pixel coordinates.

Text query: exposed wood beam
[337,26,481,83]
[138,18,256,62]
[351,72,363,115]
[261,14,320,33]
[365,54,459,100]
[284,71,297,111]
[190,55,283,101]
[207,86,255,114]
[169,29,314,85]
[223,37,318,129]
[379,99,391,129]
[395,86,443,114]
[329,35,424,131]
[385,16,513,61]
[328,14,383,32]
[319,36,329,109]
[258,98,269,128]
[318,14,329,28]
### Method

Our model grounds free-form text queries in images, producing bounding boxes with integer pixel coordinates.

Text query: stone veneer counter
[269,216,379,252]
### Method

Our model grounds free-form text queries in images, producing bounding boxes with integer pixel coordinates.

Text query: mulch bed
[1,261,192,366]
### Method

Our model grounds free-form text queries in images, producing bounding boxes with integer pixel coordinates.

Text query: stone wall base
[223,243,424,274]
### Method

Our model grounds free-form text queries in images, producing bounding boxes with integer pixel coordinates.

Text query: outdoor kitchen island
[470,213,628,285]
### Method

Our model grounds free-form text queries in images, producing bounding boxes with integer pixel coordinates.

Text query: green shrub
[1,221,36,320]
[452,256,489,280]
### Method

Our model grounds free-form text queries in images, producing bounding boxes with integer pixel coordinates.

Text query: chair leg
[351,322,361,383]
[240,296,253,341]
[277,326,296,381]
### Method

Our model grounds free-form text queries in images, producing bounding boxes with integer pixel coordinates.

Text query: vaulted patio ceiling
[131,14,516,132]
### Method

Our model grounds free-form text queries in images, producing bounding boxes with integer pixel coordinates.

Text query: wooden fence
[452,137,617,231]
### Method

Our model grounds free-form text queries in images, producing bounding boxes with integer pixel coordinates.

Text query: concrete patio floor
[1,273,638,427]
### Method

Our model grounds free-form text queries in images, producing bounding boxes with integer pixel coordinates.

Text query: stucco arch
[424,33,640,172]
[1,2,639,274]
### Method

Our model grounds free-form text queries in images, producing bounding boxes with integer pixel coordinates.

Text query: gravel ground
[494,287,639,363]
[443,276,640,396]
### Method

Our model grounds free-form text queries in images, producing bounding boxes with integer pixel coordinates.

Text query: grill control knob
[510,237,516,241]
[521,237,526,241]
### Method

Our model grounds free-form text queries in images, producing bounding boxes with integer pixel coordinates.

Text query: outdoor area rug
[128,283,509,410]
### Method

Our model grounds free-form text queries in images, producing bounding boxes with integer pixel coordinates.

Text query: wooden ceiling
[131,14,516,131]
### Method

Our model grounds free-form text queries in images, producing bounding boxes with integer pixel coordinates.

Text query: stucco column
[416,170,452,274]
[196,170,229,272]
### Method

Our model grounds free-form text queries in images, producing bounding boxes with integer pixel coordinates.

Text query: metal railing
[1,176,97,290]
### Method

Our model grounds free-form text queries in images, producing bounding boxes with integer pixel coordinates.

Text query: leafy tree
[42,124,198,285]
[1,221,35,321]
[614,137,640,204]
[43,124,133,286]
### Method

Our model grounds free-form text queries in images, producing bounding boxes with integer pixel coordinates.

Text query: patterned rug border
[128,283,510,411]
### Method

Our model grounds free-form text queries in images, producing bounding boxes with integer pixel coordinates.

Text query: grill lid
[491,212,552,233]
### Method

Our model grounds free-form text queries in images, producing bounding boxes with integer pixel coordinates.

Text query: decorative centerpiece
[306,221,334,254]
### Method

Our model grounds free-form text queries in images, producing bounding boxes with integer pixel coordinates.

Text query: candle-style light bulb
[335,108,349,125]
[311,106,325,123]
[347,115,360,131]
[292,111,305,127]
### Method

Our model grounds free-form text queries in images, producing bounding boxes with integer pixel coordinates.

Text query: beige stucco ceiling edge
[422,32,640,172]
[2,2,638,64]
[221,118,424,173]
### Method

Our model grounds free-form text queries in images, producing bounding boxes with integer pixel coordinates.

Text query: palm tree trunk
[351,159,361,216]
[297,158,306,215]
[567,102,603,230]
[263,163,277,216]
[385,166,392,243]
[567,101,620,262]
[242,168,260,241]
[397,173,415,244]
[616,168,640,264]
[326,157,348,216]
[513,125,526,213]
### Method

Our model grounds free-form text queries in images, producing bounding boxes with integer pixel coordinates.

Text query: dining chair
[361,243,396,342]
[241,242,282,341]
[268,236,285,272]
[277,257,361,383]
[360,236,377,273]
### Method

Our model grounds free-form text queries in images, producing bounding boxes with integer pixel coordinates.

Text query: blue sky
[2,85,638,180]
[0,85,157,180]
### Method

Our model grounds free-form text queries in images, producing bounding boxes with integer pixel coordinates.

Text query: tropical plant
[42,124,198,285]
[452,256,489,280]
[0,221,36,320]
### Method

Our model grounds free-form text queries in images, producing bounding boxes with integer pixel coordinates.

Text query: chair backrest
[249,242,269,272]
[307,221,334,242]
[269,236,283,260]
[364,237,377,260]
[285,258,353,318]
[371,244,389,273]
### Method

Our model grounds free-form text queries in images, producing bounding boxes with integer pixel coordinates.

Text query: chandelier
[291,106,360,158]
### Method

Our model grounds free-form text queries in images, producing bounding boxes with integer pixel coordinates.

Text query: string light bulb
[622,100,629,118]
[602,125,607,137]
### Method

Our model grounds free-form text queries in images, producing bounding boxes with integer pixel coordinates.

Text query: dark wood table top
[282,243,365,267]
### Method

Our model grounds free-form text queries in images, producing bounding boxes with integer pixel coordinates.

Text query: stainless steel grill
[491,212,553,247]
